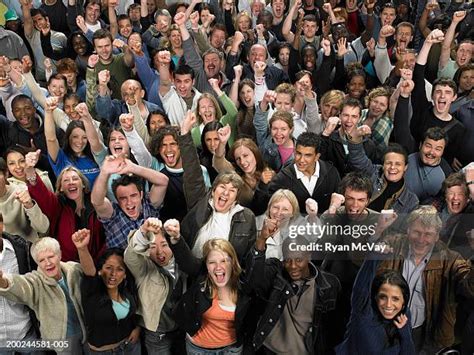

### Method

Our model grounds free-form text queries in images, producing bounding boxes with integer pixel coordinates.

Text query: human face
[159,135,182,168]
[148,114,167,136]
[37,249,61,280]
[204,131,220,154]
[68,127,88,156]
[109,130,129,155]
[402,52,416,71]
[348,75,366,99]
[395,26,413,50]
[269,198,294,224]
[456,43,473,67]
[278,47,290,66]
[272,0,286,18]
[407,220,439,258]
[147,0,156,14]
[206,250,232,287]
[199,98,217,124]
[303,20,317,39]
[339,105,360,133]
[284,254,310,280]
[150,233,173,267]
[383,152,407,182]
[115,183,143,220]
[234,145,257,175]
[321,101,341,121]
[295,145,319,176]
[118,18,133,38]
[248,45,267,70]
[100,255,126,290]
[200,9,211,24]
[174,74,193,98]
[344,187,370,219]
[368,95,389,119]
[376,283,404,320]
[12,98,36,129]
[459,69,474,92]
[251,1,264,16]
[204,53,220,78]
[270,119,292,146]
[6,151,26,181]
[129,7,141,22]
[445,185,469,215]
[432,85,456,116]
[170,30,182,49]
[212,182,238,212]
[295,74,312,97]
[60,71,77,88]
[32,14,48,32]
[48,78,67,99]
[121,81,144,104]
[239,84,255,108]
[303,48,316,71]
[72,36,88,56]
[275,93,293,112]
[380,7,396,26]
[210,29,226,49]
[94,37,113,62]
[64,97,80,120]
[419,138,445,166]
[238,15,251,32]
[85,3,101,24]
[60,170,84,201]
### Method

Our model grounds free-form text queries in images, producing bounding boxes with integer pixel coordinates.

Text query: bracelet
[467,181,474,186]
[26,175,37,183]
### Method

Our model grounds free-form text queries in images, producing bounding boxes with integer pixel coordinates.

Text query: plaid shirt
[100,196,161,249]
[360,109,393,148]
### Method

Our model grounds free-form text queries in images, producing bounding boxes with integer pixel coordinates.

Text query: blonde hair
[407,205,442,232]
[365,87,391,111]
[55,166,90,194]
[203,239,242,303]
[266,189,300,218]
[234,11,251,31]
[195,93,223,124]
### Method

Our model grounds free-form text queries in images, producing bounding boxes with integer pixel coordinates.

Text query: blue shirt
[49,148,100,188]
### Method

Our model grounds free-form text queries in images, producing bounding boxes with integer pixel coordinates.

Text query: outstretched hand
[163,219,180,244]
[72,229,91,250]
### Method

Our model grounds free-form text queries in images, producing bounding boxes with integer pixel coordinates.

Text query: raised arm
[347,126,378,176]
[282,0,301,44]
[20,0,34,38]
[213,125,235,172]
[119,113,153,168]
[108,0,119,39]
[75,103,106,154]
[157,50,172,97]
[439,11,466,71]
[375,26,395,84]
[229,65,242,107]
[72,229,96,277]
[43,97,61,163]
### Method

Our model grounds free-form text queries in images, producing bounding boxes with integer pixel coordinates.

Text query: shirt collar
[294,161,320,180]
[0,238,15,253]
[407,245,434,264]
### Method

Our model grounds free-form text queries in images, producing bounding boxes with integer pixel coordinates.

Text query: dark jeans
[143,328,184,355]
[85,340,141,355]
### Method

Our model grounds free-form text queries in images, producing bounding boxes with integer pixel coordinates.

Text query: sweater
[0,184,49,242]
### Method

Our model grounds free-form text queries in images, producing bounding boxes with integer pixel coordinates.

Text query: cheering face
[234,146,257,175]
[148,114,168,136]
[395,25,413,50]
[37,249,61,280]
[272,0,286,18]
[347,75,366,99]
[458,69,474,92]
[48,78,67,100]
[32,13,48,32]
[210,29,226,49]
[248,45,267,71]
[12,98,36,129]
[85,3,101,24]
[116,183,143,220]
[6,151,26,181]
[94,37,113,62]
[118,18,133,38]
[100,254,127,290]
[274,93,293,112]
[432,85,456,116]
[204,53,221,79]
[269,198,294,224]
[169,29,182,49]
[204,131,220,154]
[419,138,445,166]
[383,152,407,183]
[445,185,469,215]
[302,48,316,71]
[59,170,84,202]
[339,105,360,133]
[278,47,290,67]
[380,7,396,26]
[238,16,251,32]
[174,74,193,98]
[64,96,80,121]
[368,95,389,119]
[283,253,310,281]
[376,283,404,320]
[270,119,292,146]
[206,250,232,288]
[407,220,439,259]
[321,102,341,121]
[456,43,473,67]
[212,182,238,213]
[150,232,173,267]
[344,188,370,219]
[68,127,88,156]
[159,135,181,168]
[108,130,130,156]
[239,84,255,108]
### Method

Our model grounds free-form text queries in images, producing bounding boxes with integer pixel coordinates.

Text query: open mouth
[113,146,124,154]
[216,196,228,209]
[436,99,447,111]
[164,153,175,165]
[214,271,226,283]
[126,205,137,216]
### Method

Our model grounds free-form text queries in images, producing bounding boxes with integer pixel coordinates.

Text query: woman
[451,63,474,112]
[146,109,171,137]
[44,97,100,187]
[254,110,295,172]
[168,24,184,67]
[166,237,251,354]
[231,75,257,141]
[213,124,273,214]
[336,258,415,354]
[5,146,54,191]
[234,11,252,33]
[346,67,367,103]
[77,230,141,354]
[25,149,105,262]
[67,31,93,80]
[0,237,87,353]
[199,121,224,183]
[320,90,345,123]
[191,79,238,147]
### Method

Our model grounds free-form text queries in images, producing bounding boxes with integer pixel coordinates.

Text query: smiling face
[204,130,220,154]
[159,134,182,168]
[169,29,182,49]
[302,48,316,71]
[340,105,361,133]
[198,98,217,124]
[407,220,439,259]
[269,197,294,225]
[116,183,143,220]
[206,250,232,287]
[85,3,101,24]
[234,145,257,175]
[118,17,133,38]
[274,93,293,112]
[238,15,251,32]
[48,78,67,100]
[64,96,80,120]
[419,137,445,166]
[380,7,396,26]
[368,95,389,119]
[37,249,61,280]
[59,170,84,201]
[68,127,88,156]
[108,130,130,156]
[271,119,292,146]
[174,73,194,98]
[383,152,407,183]
[432,84,457,117]
[295,145,319,176]
[376,283,404,320]
[94,37,113,62]
[445,185,469,215]
[278,47,290,66]
[284,253,310,280]
[458,69,474,92]
[456,43,473,67]
[321,102,341,121]
[344,187,370,219]
[149,113,167,136]
[72,35,88,56]
[6,151,26,181]
[347,75,366,99]
[150,232,173,267]
[100,254,126,290]
[32,13,48,32]
[12,98,36,129]
[239,84,255,108]
[212,182,238,212]
[210,29,226,49]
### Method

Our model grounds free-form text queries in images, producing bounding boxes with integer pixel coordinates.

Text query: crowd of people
[0,0,473,353]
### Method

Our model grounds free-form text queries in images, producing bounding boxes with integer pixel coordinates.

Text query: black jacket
[246,248,341,354]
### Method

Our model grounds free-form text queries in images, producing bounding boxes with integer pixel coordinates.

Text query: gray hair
[31,237,61,263]
[406,205,442,232]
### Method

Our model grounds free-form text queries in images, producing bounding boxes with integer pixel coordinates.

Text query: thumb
[30,139,37,149]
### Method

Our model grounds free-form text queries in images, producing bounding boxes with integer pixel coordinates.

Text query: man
[67,0,105,34]
[142,9,171,49]
[0,215,40,351]
[39,0,69,35]
[158,50,201,126]
[20,1,67,81]
[282,0,320,51]
[268,132,341,213]
[0,25,29,60]
[91,29,134,101]
[91,154,169,249]
[269,0,287,41]
[378,206,474,353]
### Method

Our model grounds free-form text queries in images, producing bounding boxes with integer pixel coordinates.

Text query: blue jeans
[185,338,242,355]
[86,340,141,355]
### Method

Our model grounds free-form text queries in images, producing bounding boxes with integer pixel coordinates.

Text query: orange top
[191,294,237,349]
